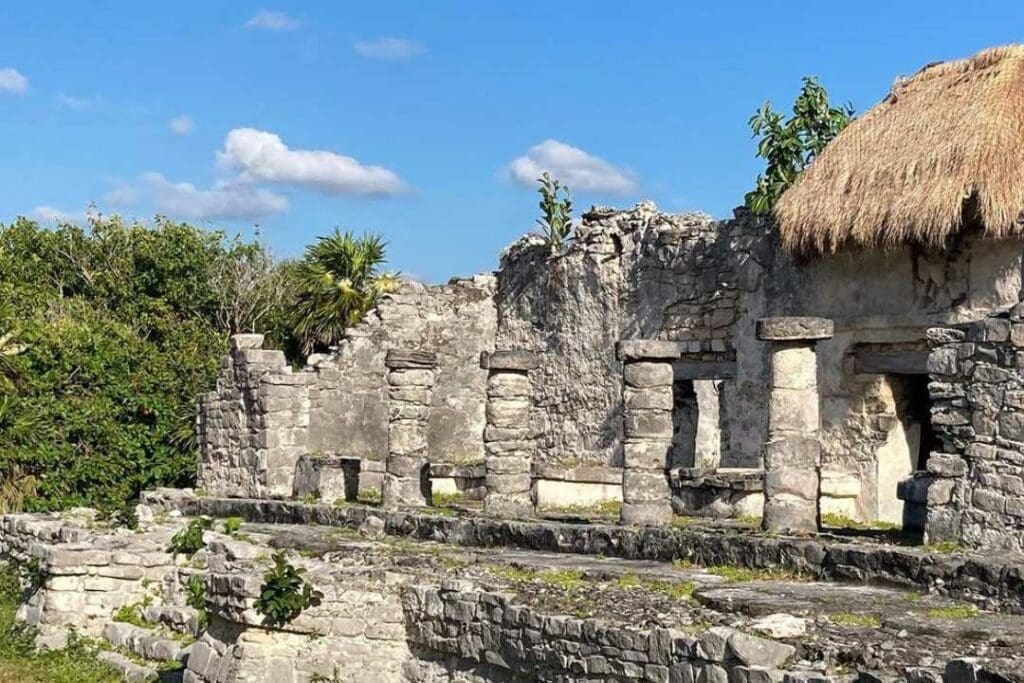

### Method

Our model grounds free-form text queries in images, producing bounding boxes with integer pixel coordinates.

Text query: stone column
[382,349,437,509]
[618,341,679,526]
[481,350,538,517]
[756,317,833,534]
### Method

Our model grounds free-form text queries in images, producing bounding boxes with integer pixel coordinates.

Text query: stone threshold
[142,489,1024,614]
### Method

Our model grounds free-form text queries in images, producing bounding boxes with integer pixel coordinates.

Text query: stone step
[96,650,160,683]
[103,621,192,666]
[142,604,204,637]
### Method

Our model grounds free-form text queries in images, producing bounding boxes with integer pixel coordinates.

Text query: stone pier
[756,317,833,534]
[382,349,437,509]
[480,350,538,517]
[618,341,677,526]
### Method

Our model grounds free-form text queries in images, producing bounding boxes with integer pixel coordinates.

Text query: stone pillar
[756,317,833,534]
[382,349,437,509]
[618,341,679,526]
[480,350,538,517]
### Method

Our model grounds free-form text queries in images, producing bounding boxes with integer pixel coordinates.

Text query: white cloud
[245,10,302,31]
[57,93,102,110]
[168,114,195,136]
[506,139,637,194]
[352,37,424,62]
[31,205,95,224]
[0,68,27,95]
[103,179,139,206]
[142,172,288,220]
[217,128,406,196]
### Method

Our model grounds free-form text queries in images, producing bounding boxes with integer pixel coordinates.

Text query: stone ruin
[3,200,1024,682]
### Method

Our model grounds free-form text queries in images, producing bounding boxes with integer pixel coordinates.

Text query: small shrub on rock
[168,518,213,556]
[256,552,323,626]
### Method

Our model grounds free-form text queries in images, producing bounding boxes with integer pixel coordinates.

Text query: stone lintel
[673,360,737,380]
[480,349,539,371]
[616,340,686,361]
[230,333,265,351]
[756,317,834,342]
[852,349,929,375]
[386,349,438,369]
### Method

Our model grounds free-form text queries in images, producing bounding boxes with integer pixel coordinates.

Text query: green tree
[745,76,854,215]
[290,230,400,354]
[536,172,573,247]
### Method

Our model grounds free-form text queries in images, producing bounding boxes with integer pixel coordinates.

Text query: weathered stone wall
[495,203,770,470]
[919,307,1024,550]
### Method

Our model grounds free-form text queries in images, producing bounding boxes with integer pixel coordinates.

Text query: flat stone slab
[479,349,539,371]
[756,317,834,341]
[385,349,438,369]
[616,340,687,360]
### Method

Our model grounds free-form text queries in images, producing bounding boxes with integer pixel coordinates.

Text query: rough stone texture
[483,353,536,518]
[762,343,823,534]
[915,309,1024,550]
[620,357,674,526]
[383,353,437,509]
[756,317,835,342]
[196,335,313,498]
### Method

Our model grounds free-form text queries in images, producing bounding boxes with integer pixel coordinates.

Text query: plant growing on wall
[167,517,213,556]
[290,230,401,355]
[536,172,573,248]
[745,76,854,215]
[255,551,323,626]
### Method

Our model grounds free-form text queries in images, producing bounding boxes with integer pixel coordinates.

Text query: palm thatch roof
[774,45,1024,254]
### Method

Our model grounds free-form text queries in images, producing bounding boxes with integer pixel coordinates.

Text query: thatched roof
[774,45,1024,254]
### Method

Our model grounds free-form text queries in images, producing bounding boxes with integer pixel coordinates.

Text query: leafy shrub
[221,517,242,536]
[745,76,853,215]
[256,552,323,626]
[168,518,213,556]
[536,172,573,247]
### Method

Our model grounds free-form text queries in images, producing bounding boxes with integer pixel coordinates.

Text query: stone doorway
[670,378,723,471]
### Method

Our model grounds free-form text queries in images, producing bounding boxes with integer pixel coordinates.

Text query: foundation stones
[383,349,438,509]
[481,350,539,518]
[757,317,833,534]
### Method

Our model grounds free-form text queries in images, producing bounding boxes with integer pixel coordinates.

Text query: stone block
[481,349,539,371]
[486,399,531,427]
[624,362,674,388]
[385,349,437,369]
[484,455,532,475]
[926,454,967,478]
[620,500,673,526]
[387,369,436,387]
[388,422,428,456]
[230,334,264,351]
[927,348,959,376]
[624,387,674,411]
[755,317,833,341]
[485,473,532,494]
[388,387,432,405]
[762,496,817,534]
[386,454,428,478]
[622,470,671,503]
[616,340,686,361]
[727,632,795,668]
[762,437,820,469]
[764,468,818,501]
[767,389,818,433]
[770,346,817,391]
[623,440,672,470]
[486,373,531,398]
[998,412,1024,442]
[624,410,674,439]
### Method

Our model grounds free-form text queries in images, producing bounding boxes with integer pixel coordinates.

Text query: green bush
[222,517,243,536]
[256,552,323,626]
[168,518,213,556]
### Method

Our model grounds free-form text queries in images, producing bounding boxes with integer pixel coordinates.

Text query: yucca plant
[536,172,573,248]
[290,230,400,354]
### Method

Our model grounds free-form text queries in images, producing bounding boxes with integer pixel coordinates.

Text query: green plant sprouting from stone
[536,172,573,248]
[167,518,213,556]
[255,552,323,626]
[221,517,242,536]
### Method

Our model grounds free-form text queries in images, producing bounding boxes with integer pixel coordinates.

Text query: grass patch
[706,565,803,583]
[356,489,382,506]
[615,572,695,600]
[924,541,963,554]
[821,513,900,531]
[540,500,622,518]
[671,515,700,529]
[828,612,881,628]
[111,599,153,628]
[431,492,465,508]
[730,514,762,526]
[925,604,979,620]
[0,564,122,682]
[485,565,587,591]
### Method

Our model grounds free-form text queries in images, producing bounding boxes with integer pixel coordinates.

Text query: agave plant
[536,172,573,248]
[291,230,400,354]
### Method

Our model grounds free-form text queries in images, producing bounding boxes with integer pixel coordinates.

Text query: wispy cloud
[245,10,303,31]
[168,114,195,136]
[103,179,139,206]
[0,68,28,96]
[142,172,289,220]
[31,205,95,224]
[505,139,637,194]
[352,37,424,62]
[56,93,102,110]
[217,128,407,196]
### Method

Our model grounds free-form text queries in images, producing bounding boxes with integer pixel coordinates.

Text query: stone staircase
[98,605,202,682]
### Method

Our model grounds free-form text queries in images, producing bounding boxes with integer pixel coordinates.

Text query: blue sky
[2,2,1024,282]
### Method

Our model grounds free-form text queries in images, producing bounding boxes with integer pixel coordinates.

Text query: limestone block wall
[924,308,1024,550]
[495,203,769,470]
[196,334,312,498]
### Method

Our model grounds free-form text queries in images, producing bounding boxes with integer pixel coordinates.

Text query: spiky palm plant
[291,230,400,354]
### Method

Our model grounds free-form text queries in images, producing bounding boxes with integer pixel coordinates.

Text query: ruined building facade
[195,200,1024,551]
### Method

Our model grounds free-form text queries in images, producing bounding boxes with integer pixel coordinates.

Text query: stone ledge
[479,349,539,371]
[756,317,834,342]
[616,340,686,361]
[385,349,438,369]
[674,467,764,492]
[532,463,622,484]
